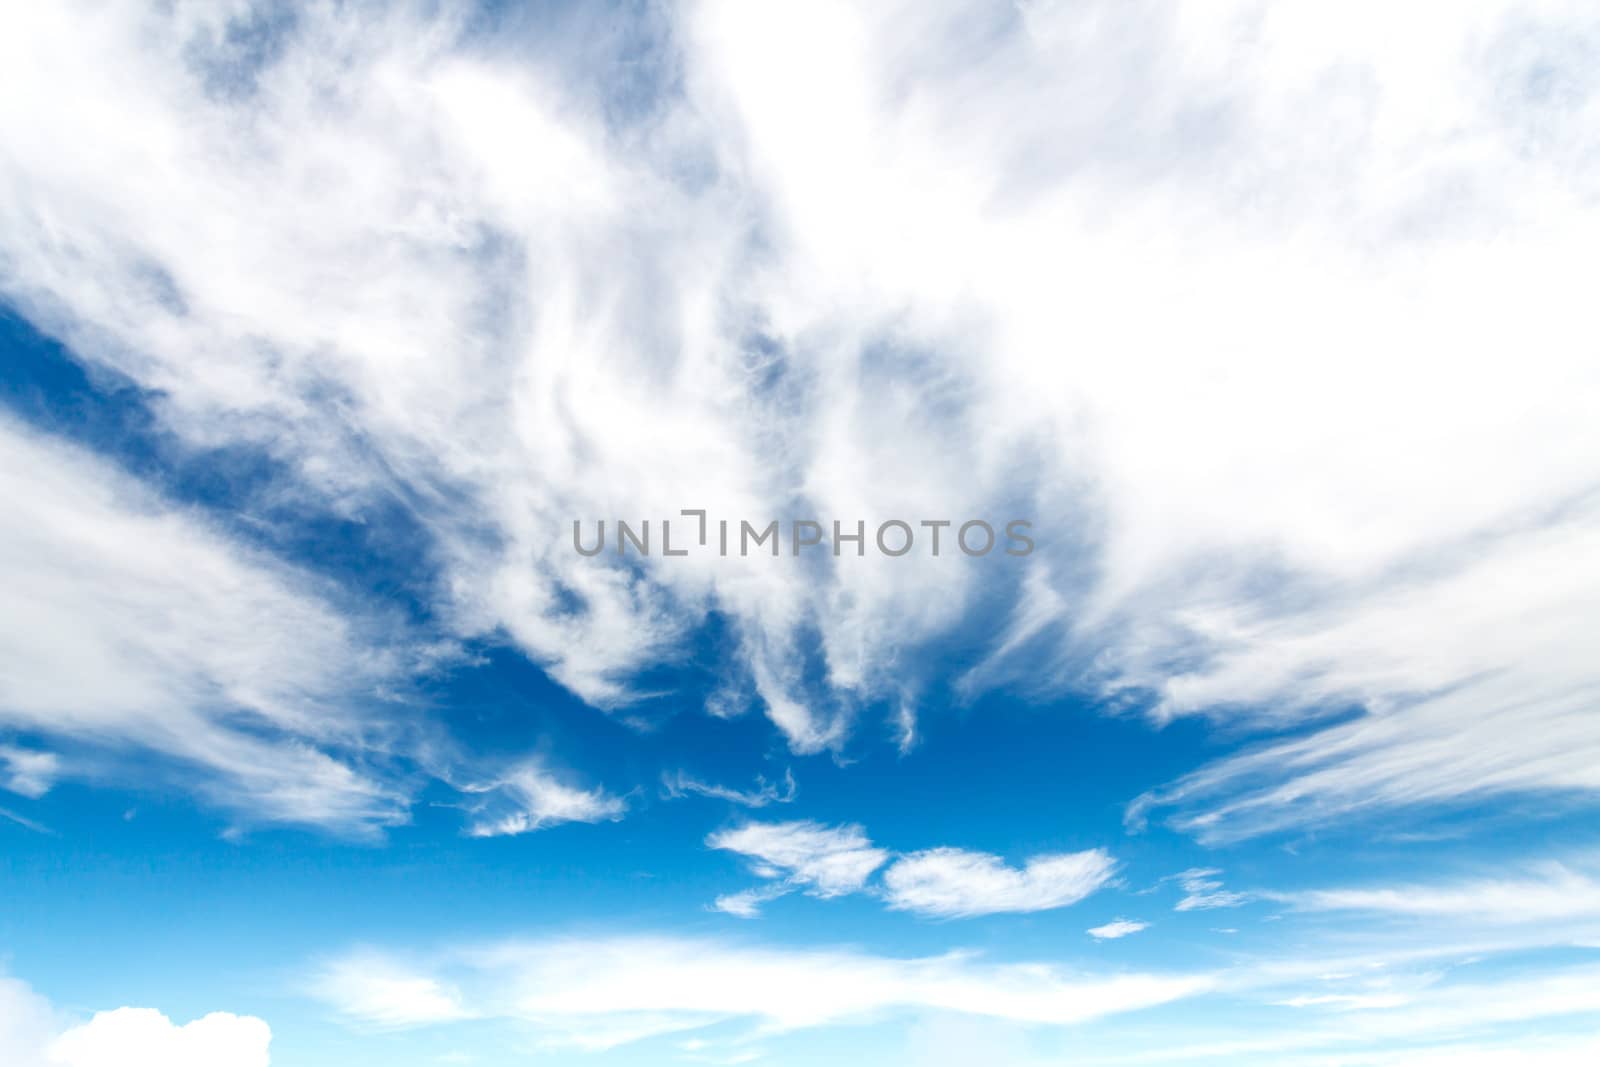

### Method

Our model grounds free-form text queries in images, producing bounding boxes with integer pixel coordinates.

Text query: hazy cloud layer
[312,935,1212,1050]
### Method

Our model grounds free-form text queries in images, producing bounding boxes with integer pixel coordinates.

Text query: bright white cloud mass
[0,975,270,1067]
[2,0,1599,1064]
[0,0,1595,832]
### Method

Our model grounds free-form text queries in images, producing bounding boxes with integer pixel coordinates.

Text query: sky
[2,0,1600,1064]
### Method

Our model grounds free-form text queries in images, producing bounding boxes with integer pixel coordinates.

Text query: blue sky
[4,2,1600,1064]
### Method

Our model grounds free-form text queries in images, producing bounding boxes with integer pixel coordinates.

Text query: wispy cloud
[0,417,414,835]
[707,821,888,904]
[0,806,52,835]
[663,769,796,808]
[1169,869,1251,912]
[1125,510,1600,841]
[1281,862,1600,925]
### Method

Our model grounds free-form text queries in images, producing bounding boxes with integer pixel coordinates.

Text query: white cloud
[882,847,1117,918]
[1088,919,1149,941]
[0,972,269,1067]
[709,822,1118,919]
[1125,511,1600,841]
[0,416,619,839]
[1283,862,1600,925]
[1170,869,1250,912]
[311,935,1213,1050]
[707,821,888,899]
[0,416,411,834]
[460,760,626,838]
[0,807,51,834]
[49,1009,270,1067]
[0,746,58,799]
[1328,1036,1600,1067]
[0,0,855,752]
[0,976,58,1067]
[674,0,1600,811]
[311,954,474,1029]
[663,769,797,808]
[0,0,1596,832]
[711,884,792,919]
[1147,960,1600,1066]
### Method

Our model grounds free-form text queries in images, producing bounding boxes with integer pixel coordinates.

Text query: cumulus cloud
[311,935,1213,1050]
[882,848,1118,919]
[0,0,1597,833]
[49,1009,270,1067]
[0,973,269,1067]
[1088,919,1149,941]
